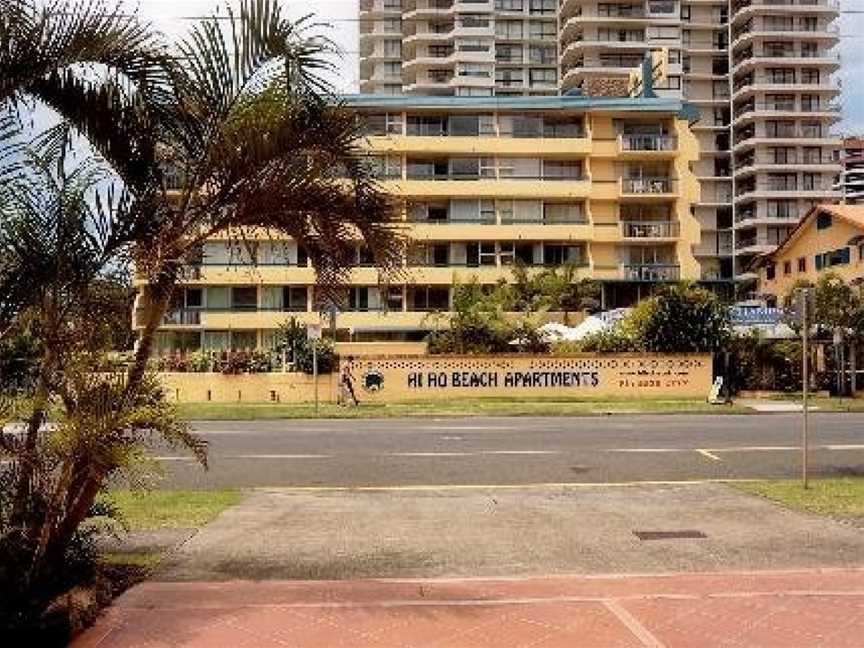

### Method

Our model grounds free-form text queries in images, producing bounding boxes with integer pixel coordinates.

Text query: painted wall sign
[344,354,713,402]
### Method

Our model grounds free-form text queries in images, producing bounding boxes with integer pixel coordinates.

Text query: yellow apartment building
[755,204,864,305]
[139,93,708,354]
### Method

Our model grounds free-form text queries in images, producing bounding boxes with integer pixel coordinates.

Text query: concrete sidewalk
[73,568,864,647]
[157,484,864,581]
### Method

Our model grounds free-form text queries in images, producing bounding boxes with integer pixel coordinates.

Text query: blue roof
[341,94,700,122]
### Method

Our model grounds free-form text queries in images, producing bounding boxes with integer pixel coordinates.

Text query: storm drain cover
[633,530,707,541]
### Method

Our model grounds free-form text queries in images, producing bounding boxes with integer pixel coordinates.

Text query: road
[148,414,864,489]
[146,413,864,489]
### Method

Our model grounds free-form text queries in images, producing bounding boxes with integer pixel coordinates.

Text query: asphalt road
[150,413,864,489]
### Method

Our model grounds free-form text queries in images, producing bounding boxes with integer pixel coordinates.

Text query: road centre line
[696,449,722,462]
[609,445,864,454]
[153,450,562,461]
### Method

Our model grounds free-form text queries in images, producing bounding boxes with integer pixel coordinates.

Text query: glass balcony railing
[620,264,680,281]
[621,177,675,194]
[619,135,677,152]
[620,221,680,238]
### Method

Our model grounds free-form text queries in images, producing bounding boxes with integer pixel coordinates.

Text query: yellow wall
[758,215,864,302]
[158,353,713,403]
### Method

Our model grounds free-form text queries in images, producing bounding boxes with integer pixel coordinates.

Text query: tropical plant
[0,0,400,632]
[630,282,730,353]
[509,262,600,322]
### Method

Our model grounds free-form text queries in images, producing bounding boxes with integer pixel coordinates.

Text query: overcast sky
[109,0,864,135]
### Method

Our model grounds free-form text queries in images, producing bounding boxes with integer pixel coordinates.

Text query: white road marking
[232,454,334,459]
[609,445,864,454]
[387,451,561,458]
[696,449,722,462]
[484,450,559,456]
[440,436,464,441]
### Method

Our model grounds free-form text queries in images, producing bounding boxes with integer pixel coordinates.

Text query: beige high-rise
[359,0,560,96]
[563,0,842,280]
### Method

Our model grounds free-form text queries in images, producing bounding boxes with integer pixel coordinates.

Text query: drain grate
[633,530,707,541]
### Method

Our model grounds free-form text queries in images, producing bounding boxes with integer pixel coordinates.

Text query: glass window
[231,286,258,311]
[185,288,203,309]
[283,287,307,312]
[206,286,229,310]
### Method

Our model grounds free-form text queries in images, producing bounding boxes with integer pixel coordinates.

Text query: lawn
[175,398,748,420]
[733,479,864,521]
[761,395,864,412]
[99,489,245,530]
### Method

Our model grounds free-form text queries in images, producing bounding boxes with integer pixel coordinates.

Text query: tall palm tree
[0,0,401,578]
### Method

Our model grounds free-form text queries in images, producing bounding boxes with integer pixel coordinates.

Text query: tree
[631,283,730,353]
[0,0,400,628]
[0,148,206,632]
[510,262,600,322]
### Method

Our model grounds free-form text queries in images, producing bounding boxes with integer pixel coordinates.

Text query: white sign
[306,323,322,340]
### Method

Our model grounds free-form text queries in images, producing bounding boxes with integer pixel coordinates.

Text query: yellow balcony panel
[391,179,591,199]
[587,180,620,201]
[591,223,623,243]
[409,223,593,241]
[185,265,317,285]
[591,139,619,158]
[365,135,593,156]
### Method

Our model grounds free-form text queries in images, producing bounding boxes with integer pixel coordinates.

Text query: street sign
[306,323,322,340]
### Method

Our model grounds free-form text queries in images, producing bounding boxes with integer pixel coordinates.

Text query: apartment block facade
[359,0,560,96]
[557,0,842,280]
[142,95,704,352]
[840,137,864,204]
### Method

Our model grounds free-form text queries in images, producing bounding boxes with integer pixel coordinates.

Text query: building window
[798,257,806,273]
[231,286,258,311]
[766,264,776,280]
[783,261,791,275]
[816,212,832,230]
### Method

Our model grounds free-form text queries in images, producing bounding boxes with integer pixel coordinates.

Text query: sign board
[344,355,713,403]
[729,307,783,326]
[306,323,322,341]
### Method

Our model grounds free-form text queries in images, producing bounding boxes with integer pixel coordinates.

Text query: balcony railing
[406,171,584,181]
[621,177,675,194]
[620,221,680,238]
[619,134,677,152]
[732,0,838,11]
[162,309,202,326]
[407,213,497,224]
[620,264,680,281]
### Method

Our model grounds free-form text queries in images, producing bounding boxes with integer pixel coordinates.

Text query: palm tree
[0,0,401,595]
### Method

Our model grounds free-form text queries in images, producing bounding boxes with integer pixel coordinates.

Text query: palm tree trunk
[125,279,174,395]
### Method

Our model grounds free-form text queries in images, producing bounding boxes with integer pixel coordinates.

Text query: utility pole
[801,287,811,489]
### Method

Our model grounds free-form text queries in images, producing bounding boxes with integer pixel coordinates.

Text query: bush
[292,338,335,374]
[631,283,730,353]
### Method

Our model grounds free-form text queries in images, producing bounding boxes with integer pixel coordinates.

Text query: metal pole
[313,338,319,415]
[802,289,809,489]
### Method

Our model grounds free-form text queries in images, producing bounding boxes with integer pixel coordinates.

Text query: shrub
[293,338,335,374]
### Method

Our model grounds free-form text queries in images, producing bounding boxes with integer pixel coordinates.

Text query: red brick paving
[72,569,864,647]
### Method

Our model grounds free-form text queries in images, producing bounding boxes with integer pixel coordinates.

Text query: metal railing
[619,135,677,152]
[620,264,680,281]
[621,177,675,194]
[620,221,680,238]
[407,213,497,224]
[162,309,202,325]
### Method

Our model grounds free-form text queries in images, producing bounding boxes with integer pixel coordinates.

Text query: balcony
[620,221,680,239]
[620,264,680,282]
[407,213,497,224]
[162,309,202,326]
[618,134,677,153]
[620,177,676,195]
